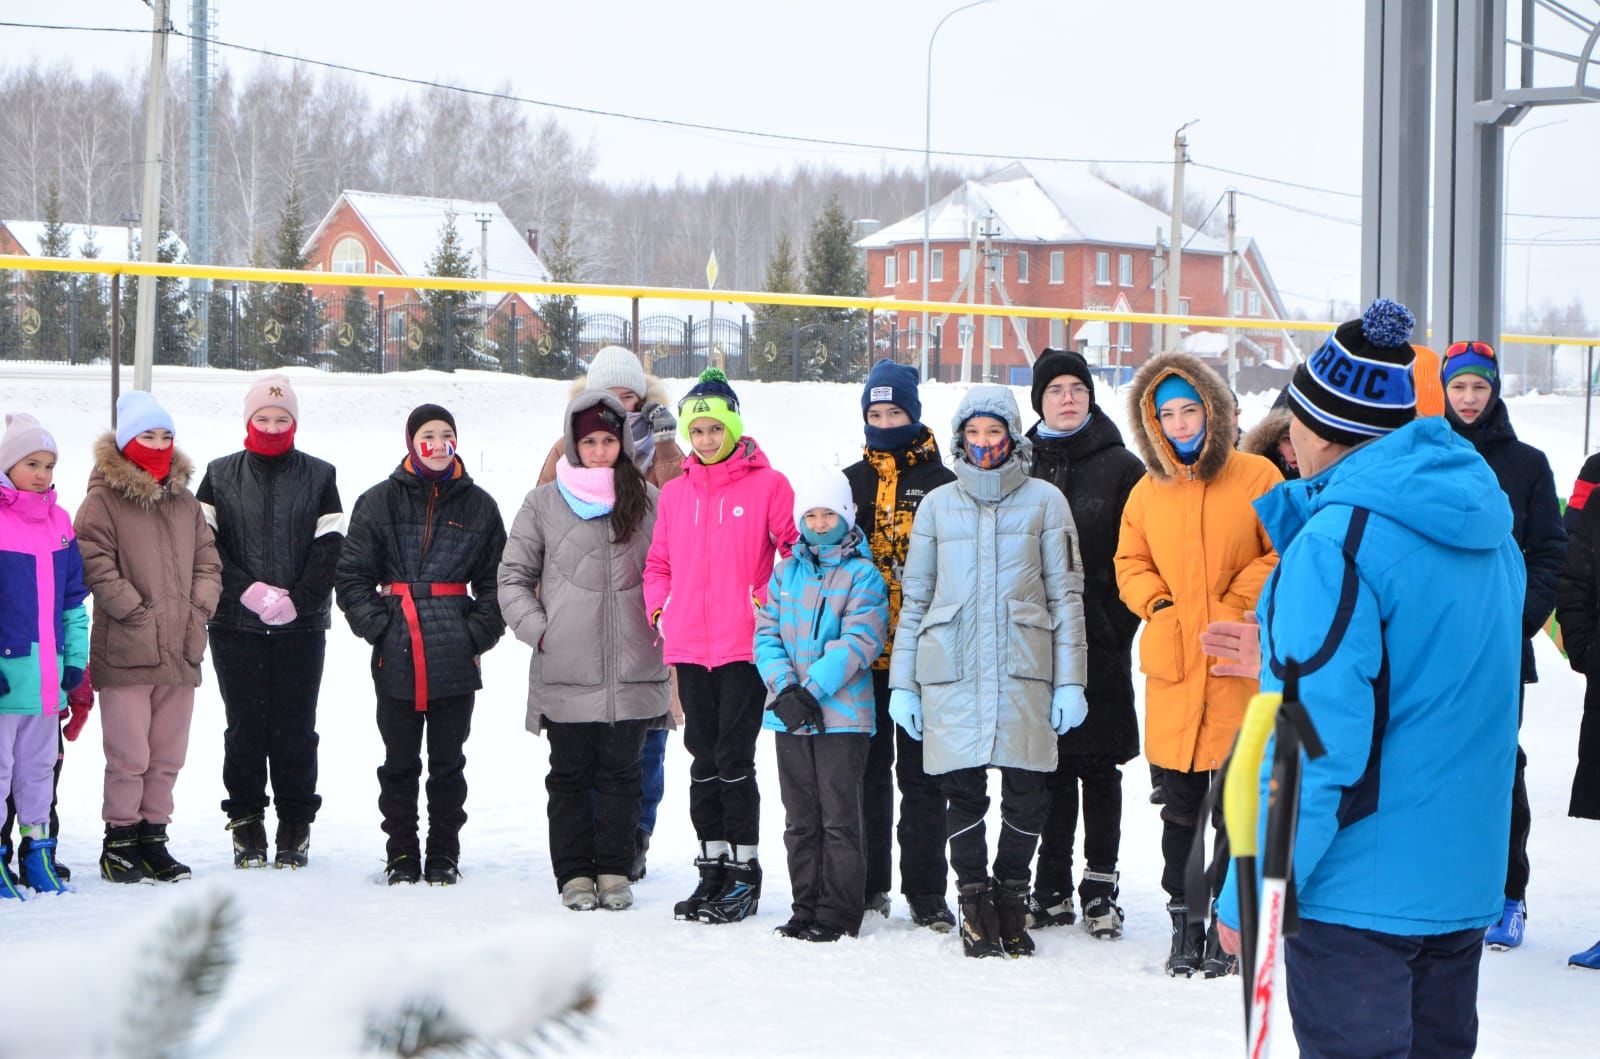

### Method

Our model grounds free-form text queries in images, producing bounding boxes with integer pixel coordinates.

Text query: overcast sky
[10,0,1600,328]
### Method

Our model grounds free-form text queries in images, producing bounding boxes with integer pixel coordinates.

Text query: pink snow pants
[99,684,195,826]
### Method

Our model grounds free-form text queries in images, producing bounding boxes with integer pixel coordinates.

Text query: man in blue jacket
[1216,301,1525,1058]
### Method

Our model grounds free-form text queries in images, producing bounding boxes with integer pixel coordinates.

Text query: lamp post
[922,0,993,382]
[1523,228,1565,329]
[1502,119,1565,327]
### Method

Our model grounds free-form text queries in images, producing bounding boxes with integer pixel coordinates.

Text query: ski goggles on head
[678,392,739,417]
[1444,341,1496,362]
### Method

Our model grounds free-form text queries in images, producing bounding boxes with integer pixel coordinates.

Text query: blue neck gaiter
[801,519,850,547]
[864,421,923,452]
[1168,426,1206,465]
[1037,413,1093,440]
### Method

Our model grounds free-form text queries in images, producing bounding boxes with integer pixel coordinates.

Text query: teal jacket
[1220,417,1524,936]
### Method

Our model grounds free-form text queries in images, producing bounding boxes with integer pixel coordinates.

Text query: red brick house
[857,162,1295,383]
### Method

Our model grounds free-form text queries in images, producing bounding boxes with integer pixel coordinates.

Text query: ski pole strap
[1182,766,1232,934]
[1225,692,1283,859]
[378,582,470,711]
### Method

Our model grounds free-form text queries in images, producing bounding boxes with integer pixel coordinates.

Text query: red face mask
[245,421,297,457]
[122,439,174,482]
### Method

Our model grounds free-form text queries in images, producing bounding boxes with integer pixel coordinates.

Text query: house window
[885,255,897,287]
[1179,298,1192,316]
[1248,290,1262,316]
[1119,253,1133,287]
[1095,252,1110,285]
[1231,289,1245,316]
[987,316,1004,348]
[931,249,945,282]
[959,249,972,281]
[331,236,367,274]
[1049,319,1066,348]
[1049,251,1064,284]
[1017,251,1029,283]
[958,321,974,347]
[908,249,918,284]
[1116,322,1130,350]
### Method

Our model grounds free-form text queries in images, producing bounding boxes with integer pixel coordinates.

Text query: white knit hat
[0,412,57,480]
[585,345,648,399]
[115,391,175,450]
[791,466,857,531]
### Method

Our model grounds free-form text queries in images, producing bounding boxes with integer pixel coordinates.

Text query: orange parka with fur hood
[1114,354,1281,772]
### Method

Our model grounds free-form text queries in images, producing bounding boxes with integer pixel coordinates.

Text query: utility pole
[979,210,1000,383]
[1152,228,1164,357]
[133,0,172,392]
[963,218,978,383]
[1225,188,1238,388]
[474,211,492,328]
[1166,121,1195,353]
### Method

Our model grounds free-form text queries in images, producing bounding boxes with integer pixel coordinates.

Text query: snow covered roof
[306,191,551,284]
[855,161,1228,254]
[1,219,177,264]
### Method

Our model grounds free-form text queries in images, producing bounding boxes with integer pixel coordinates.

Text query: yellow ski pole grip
[1224,692,1282,858]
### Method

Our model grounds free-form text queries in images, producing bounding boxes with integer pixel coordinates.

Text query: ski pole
[1223,689,1282,1051]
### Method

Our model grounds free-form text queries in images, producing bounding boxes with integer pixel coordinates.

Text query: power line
[1235,191,1362,227]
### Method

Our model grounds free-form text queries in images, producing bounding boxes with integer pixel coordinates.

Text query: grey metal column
[1360,0,1432,325]
[1432,0,1505,349]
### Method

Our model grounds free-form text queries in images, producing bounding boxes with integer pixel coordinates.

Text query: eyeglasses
[1444,340,1496,361]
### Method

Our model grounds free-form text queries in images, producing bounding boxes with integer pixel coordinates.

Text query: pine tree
[752,229,802,382]
[418,212,475,372]
[260,177,323,367]
[0,269,18,361]
[332,286,378,373]
[76,226,110,364]
[28,183,73,360]
[801,195,866,381]
[532,224,580,378]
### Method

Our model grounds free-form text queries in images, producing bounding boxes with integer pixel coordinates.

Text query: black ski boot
[1165,903,1206,977]
[629,828,650,882]
[674,841,728,921]
[907,893,956,933]
[1079,871,1125,940]
[1026,887,1076,928]
[228,814,269,869]
[1203,901,1240,977]
[424,855,460,886]
[137,821,192,882]
[994,879,1036,957]
[864,891,891,919]
[774,915,813,939]
[100,824,153,884]
[698,847,761,924]
[957,881,1005,958]
[385,851,421,886]
[275,820,310,870]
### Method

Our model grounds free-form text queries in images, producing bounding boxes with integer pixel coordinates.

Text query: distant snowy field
[1,363,1595,1057]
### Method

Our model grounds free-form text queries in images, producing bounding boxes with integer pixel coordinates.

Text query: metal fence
[0,272,930,383]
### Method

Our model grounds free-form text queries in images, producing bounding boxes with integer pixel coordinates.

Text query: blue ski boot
[19,835,69,894]
[0,844,24,901]
[1485,898,1526,951]
[1568,939,1600,970]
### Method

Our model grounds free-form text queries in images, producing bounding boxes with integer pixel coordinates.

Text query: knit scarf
[122,439,173,482]
[555,457,616,520]
[245,422,296,457]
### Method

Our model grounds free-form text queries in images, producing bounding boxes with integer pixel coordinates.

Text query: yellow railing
[2,254,1596,349]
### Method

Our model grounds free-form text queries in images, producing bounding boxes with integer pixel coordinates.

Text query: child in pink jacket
[644,368,796,924]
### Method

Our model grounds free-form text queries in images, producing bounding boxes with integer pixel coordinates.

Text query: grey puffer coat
[890,386,1088,776]
[498,391,672,734]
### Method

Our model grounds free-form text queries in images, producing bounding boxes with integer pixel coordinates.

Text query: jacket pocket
[914,602,964,686]
[1138,606,1185,684]
[106,607,160,670]
[183,605,208,665]
[538,611,604,687]
[1006,599,1056,682]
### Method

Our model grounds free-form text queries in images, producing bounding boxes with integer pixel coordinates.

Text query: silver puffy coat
[889,386,1088,775]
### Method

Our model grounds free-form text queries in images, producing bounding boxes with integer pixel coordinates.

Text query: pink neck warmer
[555,457,617,514]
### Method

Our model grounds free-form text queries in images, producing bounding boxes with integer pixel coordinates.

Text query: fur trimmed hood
[88,432,196,508]
[567,372,672,411]
[1127,352,1236,482]
[1240,406,1292,461]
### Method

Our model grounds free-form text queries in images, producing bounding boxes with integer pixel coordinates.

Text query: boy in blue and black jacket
[754,468,887,942]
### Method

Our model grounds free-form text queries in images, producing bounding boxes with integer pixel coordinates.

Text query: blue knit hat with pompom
[1287,298,1418,447]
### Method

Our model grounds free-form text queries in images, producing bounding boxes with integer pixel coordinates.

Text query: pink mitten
[260,594,298,627]
[241,582,284,615]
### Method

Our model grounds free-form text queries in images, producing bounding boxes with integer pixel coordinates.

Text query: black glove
[772,684,825,733]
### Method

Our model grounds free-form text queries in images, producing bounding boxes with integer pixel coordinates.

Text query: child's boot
[227,813,268,869]
[137,821,192,882]
[0,843,24,900]
[100,824,153,884]
[18,828,68,894]
[697,844,761,924]
[674,840,729,921]
[957,881,1004,958]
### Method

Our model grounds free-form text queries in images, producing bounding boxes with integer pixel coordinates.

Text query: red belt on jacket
[378,582,469,711]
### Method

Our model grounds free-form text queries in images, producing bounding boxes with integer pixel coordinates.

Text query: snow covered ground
[1,363,1595,1057]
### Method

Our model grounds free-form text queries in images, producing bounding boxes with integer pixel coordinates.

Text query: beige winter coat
[74,434,223,688]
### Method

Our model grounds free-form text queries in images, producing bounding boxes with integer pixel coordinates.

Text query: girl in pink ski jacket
[643,368,796,924]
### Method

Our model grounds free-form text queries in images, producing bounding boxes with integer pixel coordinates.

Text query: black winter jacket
[335,460,507,703]
[1563,451,1600,535]
[1450,400,1567,683]
[1027,414,1145,761]
[198,449,343,634]
[1555,495,1600,819]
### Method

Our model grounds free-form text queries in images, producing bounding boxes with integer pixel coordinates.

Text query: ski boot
[275,820,310,870]
[597,874,633,911]
[423,855,460,886]
[137,821,192,882]
[1202,901,1239,978]
[100,824,154,884]
[697,847,761,924]
[1026,888,1076,928]
[774,915,813,939]
[957,881,1004,958]
[994,879,1036,957]
[1165,903,1205,977]
[674,841,729,921]
[864,891,891,919]
[1570,939,1600,970]
[0,844,23,900]
[1079,871,1125,941]
[385,852,421,886]
[228,814,269,869]
[908,893,956,933]
[1485,898,1527,951]
[800,923,847,943]
[18,835,68,894]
